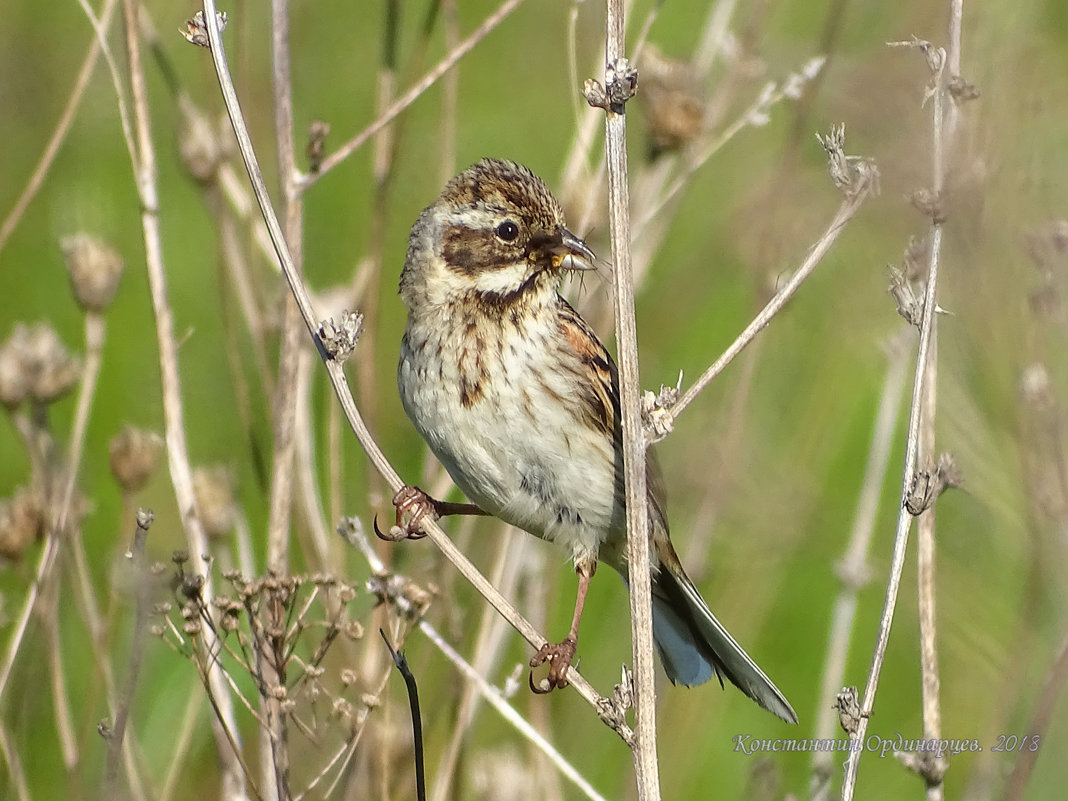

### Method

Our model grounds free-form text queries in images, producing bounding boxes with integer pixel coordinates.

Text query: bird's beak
[549,227,596,272]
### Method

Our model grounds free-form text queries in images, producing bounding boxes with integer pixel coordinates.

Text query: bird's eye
[495,221,520,242]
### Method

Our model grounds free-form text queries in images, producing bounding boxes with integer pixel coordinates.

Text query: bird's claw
[528,637,577,694]
[372,513,424,542]
[378,485,438,541]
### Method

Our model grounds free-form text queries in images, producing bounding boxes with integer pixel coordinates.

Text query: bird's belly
[398,341,621,566]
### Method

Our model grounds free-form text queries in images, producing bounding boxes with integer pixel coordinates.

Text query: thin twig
[429,526,525,801]
[0,0,119,256]
[841,48,950,801]
[916,7,965,797]
[261,3,301,796]
[0,723,31,801]
[122,4,247,798]
[671,190,870,422]
[293,348,334,567]
[300,0,528,190]
[44,577,78,771]
[915,328,944,800]
[264,0,302,576]
[159,689,203,801]
[809,340,909,798]
[1003,628,1068,801]
[347,525,610,801]
[104,510,154,795]
[602,2,660,798]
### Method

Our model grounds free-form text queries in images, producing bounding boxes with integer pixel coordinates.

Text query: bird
[392,157,796,724]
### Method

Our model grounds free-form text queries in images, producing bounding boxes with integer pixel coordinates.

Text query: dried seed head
[61,234,125,313]
[0,486,45,561]
[193,465,236,538]
[0,323,81,407]
[638,46,704,156]
[181,10,228,48]
[817,124,880,200]
[178,97,226,184]
[835,686,862,734]
[318,311,364,362]
[0,337,29,408]
[109,425,163,492]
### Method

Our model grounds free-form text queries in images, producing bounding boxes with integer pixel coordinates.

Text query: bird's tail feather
[646,565,797,724]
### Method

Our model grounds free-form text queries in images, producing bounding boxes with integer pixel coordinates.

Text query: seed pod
[109,425,164,492]
[61,233,125,313]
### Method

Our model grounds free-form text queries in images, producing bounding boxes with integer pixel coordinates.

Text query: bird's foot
[374,485,438,541]
[528,637,577,694]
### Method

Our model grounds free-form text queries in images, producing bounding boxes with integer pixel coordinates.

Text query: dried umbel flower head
[61,234,125,313]
[0,322,81,407]
[109,425,164,492]
[193,465,237,538]
[0,486,45,561]
[638,46,705,156]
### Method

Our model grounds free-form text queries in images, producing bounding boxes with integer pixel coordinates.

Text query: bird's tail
[645,561,797,724]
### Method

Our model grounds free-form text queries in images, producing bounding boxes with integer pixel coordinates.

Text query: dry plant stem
[916,330,942,801]
[104,512,153,796]
[1003,628,1068,801]
[266,0,301,574]
[0,723,30,801]
[809,342,908,795]
[61,311,106,587]
[326,637,419,800]
[431,527,525,801]
[0,0,130,704]
[300,0,528,191]
[673,192,867,421]
[0,311,105,701]
[294,349,334,566]
[262,3,301,796]
[841,237,943,801]
[0,0,118,255]
[917,7,963,798]
[603,1,660,798]
[356,3,404,522]
[438,0,460,185]
[122,4,247,799]
[159,690,203,801]
[421,615,609,801]
[694,0,740,76]
[0,527,60,700]
[632,83,787,241]
[841,97,948,801]
[44,583,77,772]
[349,529,608,801]
[198,0,627,740]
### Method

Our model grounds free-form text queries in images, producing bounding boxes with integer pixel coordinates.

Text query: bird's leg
[530,561,596,693]
[375,485,488,541]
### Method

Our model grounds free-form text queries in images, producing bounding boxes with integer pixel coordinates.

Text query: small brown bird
[395,158,796,723]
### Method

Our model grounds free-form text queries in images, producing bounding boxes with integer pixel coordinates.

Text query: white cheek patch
[469,260,535,295]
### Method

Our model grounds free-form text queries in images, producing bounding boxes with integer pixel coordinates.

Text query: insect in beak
[549,228,597,272]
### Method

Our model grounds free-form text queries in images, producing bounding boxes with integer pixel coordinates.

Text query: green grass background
[1,0,1066,799]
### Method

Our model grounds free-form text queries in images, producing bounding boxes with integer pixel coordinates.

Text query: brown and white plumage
[397,158,796,723]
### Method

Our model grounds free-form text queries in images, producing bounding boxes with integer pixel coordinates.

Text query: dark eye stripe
[443,225,515,276]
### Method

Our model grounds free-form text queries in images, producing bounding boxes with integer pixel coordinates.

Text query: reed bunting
[393,158,795,723]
